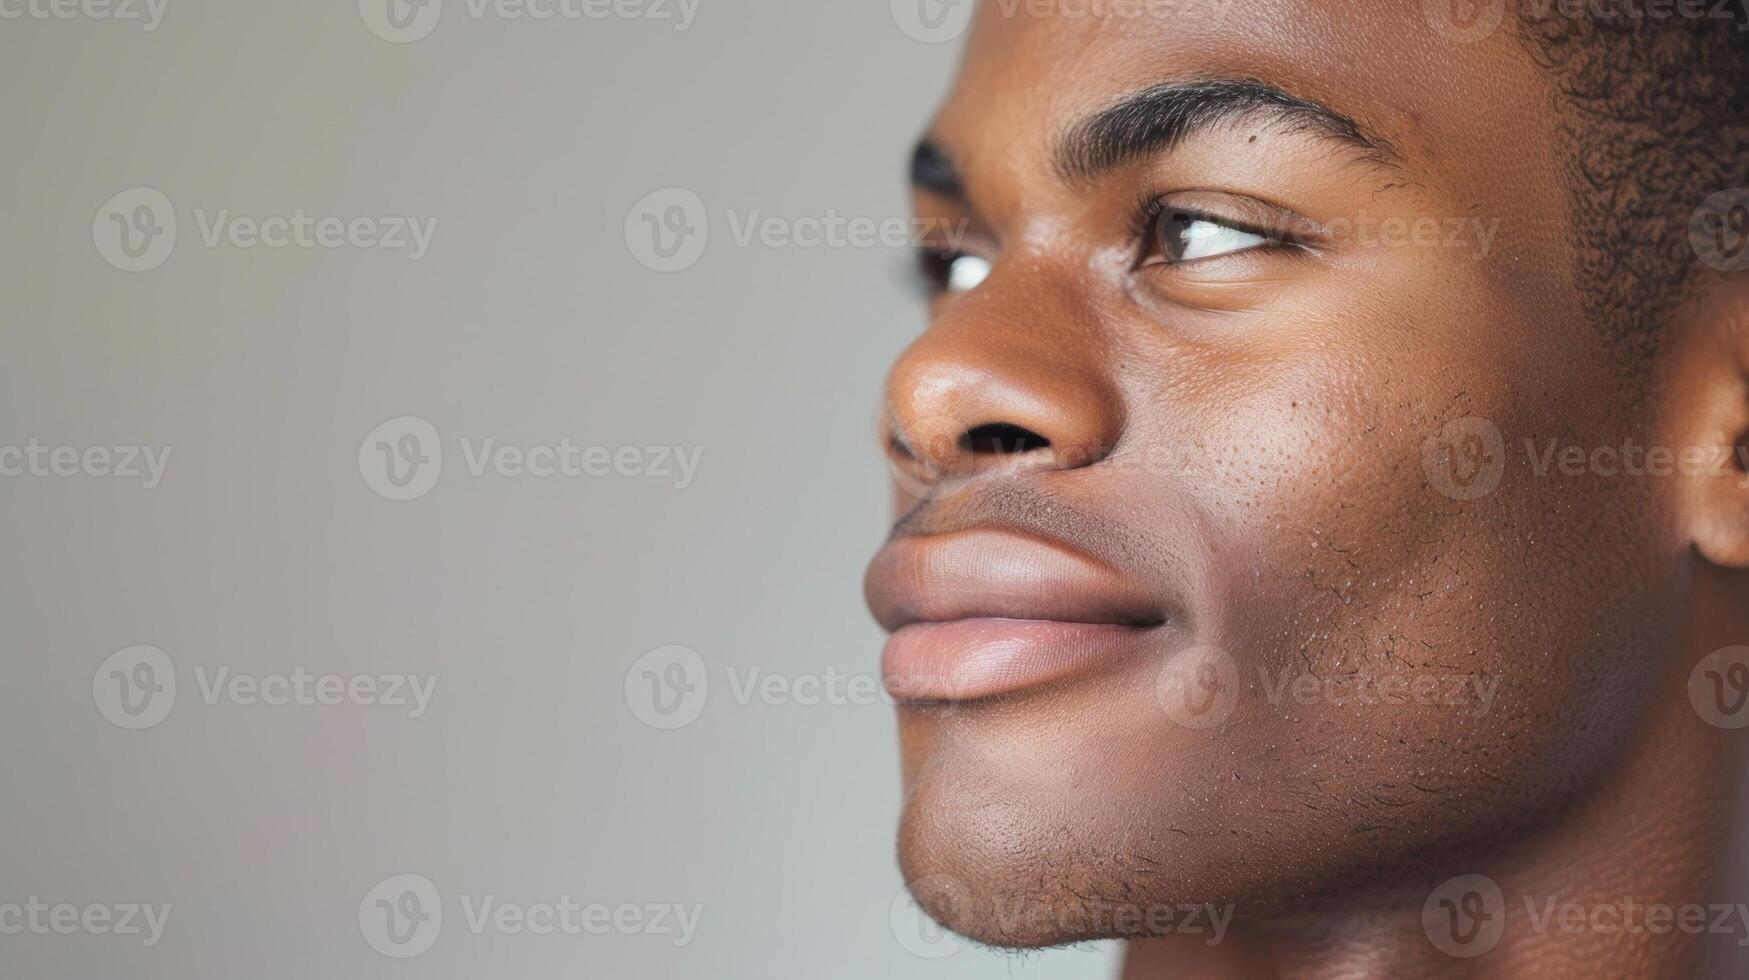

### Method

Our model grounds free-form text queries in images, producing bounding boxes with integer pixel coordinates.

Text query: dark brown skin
[868,1,1749,976]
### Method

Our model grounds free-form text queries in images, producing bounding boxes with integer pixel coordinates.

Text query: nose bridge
[884,265,1125,481]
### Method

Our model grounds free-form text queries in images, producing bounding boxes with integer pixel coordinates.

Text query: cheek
[1186,343,1685,816]
[887,288,1693,917]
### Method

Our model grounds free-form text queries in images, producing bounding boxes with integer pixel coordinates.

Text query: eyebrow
[910,138,966,202]
[1055,79,1400,183]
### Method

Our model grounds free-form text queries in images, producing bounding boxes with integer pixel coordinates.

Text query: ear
[1671,281,1749,569]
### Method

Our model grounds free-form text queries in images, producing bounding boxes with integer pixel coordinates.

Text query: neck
[1124,615,1749,979]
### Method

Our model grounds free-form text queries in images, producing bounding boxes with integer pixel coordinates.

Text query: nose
[882,272,1125,489]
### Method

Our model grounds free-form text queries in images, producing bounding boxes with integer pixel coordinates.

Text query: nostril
[959,423,1051,456]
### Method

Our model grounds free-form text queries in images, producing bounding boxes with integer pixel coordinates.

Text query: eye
[918,250,993,295]
[1149,209,1272,265]
[945,254,992,292]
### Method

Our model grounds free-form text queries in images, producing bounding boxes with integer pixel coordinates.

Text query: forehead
[935,0,1561,200]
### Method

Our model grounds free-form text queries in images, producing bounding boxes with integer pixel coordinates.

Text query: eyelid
[1134,193,1325,259]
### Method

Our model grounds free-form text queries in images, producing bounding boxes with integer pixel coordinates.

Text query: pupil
[1161,211,1196,261]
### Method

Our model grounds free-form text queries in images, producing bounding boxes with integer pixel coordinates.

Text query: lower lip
[882,619,1156,702]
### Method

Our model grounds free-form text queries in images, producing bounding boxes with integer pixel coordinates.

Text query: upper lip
[864,528,1165,632]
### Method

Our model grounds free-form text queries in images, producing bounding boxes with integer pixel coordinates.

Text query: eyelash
[1128,196,1179,241]
[1129,196,1299,259]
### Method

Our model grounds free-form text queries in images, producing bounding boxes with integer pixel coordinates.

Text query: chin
[896,805,1141,949]
[894,774,1230,949]
[887,634,1649,951]
[890,685,1248,950]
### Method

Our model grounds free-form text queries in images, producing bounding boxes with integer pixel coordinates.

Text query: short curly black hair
[1516,1,1749,363]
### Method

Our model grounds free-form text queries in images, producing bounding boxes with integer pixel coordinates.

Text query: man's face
[866,0,1694,947]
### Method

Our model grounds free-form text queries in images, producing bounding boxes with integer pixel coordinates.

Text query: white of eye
[945,254,992,292]
[1171,219,1269,262]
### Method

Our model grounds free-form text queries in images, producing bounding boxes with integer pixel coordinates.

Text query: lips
[864,529,1166,702]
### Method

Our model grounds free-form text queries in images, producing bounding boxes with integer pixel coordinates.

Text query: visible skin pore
[867,2,1749,977]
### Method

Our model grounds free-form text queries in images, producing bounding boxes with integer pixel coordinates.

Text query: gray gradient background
[0,0,1121,977]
